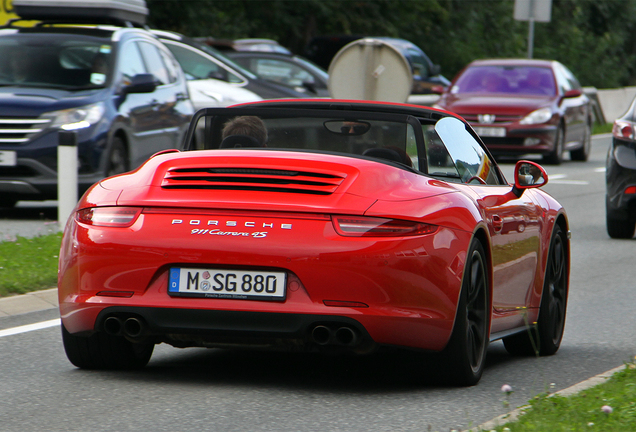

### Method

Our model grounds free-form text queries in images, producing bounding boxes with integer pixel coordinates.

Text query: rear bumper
[58,219,472,352]
[93,306,378,352]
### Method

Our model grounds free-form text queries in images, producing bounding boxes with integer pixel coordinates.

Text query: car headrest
[219,135,265,148]
[362,147,405,165]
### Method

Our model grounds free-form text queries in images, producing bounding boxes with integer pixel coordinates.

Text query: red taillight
[332,216,437,237]
[625,186,636,195]
[76,207,142,227]
[613,120,636,140]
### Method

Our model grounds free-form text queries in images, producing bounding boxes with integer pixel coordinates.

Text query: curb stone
[0,287,58,317]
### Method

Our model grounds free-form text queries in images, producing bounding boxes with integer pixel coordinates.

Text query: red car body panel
[58,99,569,359]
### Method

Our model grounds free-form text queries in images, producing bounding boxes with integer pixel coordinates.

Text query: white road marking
[0,318,60,338]
[550,180,590,185]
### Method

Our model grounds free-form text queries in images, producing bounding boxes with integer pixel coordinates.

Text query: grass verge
[489,359,636,431]
[593,122,613,135]
[0,233,62,297]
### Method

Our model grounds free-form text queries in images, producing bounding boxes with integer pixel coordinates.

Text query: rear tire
[441,238,490,386]
[570,123,591,162]
[606,197,635,239]
[543,125,565,165]
[503,224,568,356]
[105,136,129,177]
[61,323,153,370]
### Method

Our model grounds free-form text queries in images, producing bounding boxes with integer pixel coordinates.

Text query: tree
[146,0,636,88]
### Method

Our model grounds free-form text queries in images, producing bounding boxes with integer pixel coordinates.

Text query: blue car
[0,21,194,207]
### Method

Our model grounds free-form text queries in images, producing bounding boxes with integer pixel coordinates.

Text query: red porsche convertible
[58,100,570,386]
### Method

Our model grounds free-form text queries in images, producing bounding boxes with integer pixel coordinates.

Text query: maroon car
[435,59,592,165]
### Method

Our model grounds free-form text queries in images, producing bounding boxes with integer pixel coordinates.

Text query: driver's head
[222,116,268,146]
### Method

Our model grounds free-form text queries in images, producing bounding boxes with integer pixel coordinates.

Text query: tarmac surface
[0,199,629,430]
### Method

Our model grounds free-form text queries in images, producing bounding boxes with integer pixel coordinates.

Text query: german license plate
[473,127,506,137]
[169,268,286,301]
[0,151,16,166]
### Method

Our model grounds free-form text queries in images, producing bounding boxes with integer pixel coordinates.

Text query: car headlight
[44,102,106,130]
[520,107,553,125]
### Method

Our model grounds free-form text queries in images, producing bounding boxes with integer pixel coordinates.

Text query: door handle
[492,215,503,232]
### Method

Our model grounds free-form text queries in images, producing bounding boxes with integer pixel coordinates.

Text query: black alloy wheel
[105,136,129,177]
[543,125,565,165]
[442,238,490,386]
[503,224,569,356]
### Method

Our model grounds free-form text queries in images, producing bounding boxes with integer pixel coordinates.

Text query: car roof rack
[9,0,148,27]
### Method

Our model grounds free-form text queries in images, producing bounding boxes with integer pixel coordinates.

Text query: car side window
[118,41,147,82]
[406,48,429,78]
[138,41,170,85]
[164,42,242,84]
[158,47,180,84]
[252,58,314,87]
[558,63,581,90]
[432,117,501,185]
[422,125,461,180]
[554,63,572,94]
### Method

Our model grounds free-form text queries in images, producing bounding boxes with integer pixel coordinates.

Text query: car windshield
[291,56,329,80]
[186,107,504,186]
[190,108,419,169]
[0,33,112,90]
[195,43,260,80]
[451,65,556,96]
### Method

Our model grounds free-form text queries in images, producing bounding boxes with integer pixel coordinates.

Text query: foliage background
[145,0,636,89]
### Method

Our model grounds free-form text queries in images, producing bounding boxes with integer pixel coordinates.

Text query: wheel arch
[446,226,493,344]
[472,226,494,326]
[538,213,570,305]
[101,129,130,175]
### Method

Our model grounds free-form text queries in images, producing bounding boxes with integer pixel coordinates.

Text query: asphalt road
[1,134,634,432]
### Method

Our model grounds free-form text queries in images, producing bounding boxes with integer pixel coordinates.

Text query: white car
[187,77,261,110]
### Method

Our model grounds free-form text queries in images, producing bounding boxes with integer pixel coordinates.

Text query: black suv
[0,21,194,206]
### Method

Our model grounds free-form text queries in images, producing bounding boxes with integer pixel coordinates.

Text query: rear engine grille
[0,117,51,145]
[162,167,347,195]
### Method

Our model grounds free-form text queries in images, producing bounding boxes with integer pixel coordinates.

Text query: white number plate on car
[169,268,286,301]
[0,151,16,166]
[473,127,506,137]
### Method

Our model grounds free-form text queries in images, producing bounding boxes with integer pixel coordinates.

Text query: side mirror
[512,160,548,197]
[563,89,582,98]
[124,73,157,94]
